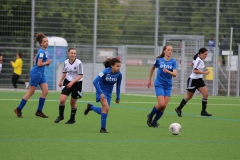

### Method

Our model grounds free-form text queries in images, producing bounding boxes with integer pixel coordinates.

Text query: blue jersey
[93,67,122,100]
[154,57,177,87]
[31,48,49,75]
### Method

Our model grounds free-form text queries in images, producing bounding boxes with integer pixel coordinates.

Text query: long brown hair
[103,58,121,68]
[193,47,208,60]
[156,44,172,58]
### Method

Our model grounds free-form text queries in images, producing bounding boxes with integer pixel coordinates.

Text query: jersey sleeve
[194,59,201,70]
[11,59,20,68]
[153,58,160,68]
[172,59,178,70]
[93,69,107,94]
[62,61,67,73]
[116,73,122,101]
[78,61,83,75]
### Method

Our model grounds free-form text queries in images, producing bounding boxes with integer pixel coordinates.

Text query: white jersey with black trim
[62,58,83,82]
[189,57,205,79]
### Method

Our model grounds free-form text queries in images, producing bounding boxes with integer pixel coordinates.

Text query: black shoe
[54,116,64,123]
[35,111,48,118]
[151,122,159,128]
[175,107,182,117]
[65,119,76,124]
[201,111,212,116]
[147,114,153,127]
[100,128,108,133]
[84,103,92,115]
[14,108,23,118]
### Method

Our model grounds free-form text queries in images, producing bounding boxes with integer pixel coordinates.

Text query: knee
[43,90,49,96]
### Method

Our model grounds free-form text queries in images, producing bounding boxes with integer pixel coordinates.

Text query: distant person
[0,53,2,75]
[84,58,122,133]
[220,35,229,66]
[14,33,52,118]
[147,44,178,128]
[175,47,212,117]
[10,52,29,90]
[208,36,215,53]
[54,47,83,124]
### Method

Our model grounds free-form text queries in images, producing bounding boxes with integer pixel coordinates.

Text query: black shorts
[186,78,206,93]
[61,79,83,99]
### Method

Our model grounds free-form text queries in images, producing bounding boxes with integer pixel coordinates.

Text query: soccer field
[0,90,240,160]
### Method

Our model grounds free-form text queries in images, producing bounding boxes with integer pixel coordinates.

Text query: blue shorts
[155,85,172,97]
[96,90,112,106]
[30,72,47,87]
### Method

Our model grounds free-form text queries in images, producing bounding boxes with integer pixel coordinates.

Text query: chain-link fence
[0,0,240,96]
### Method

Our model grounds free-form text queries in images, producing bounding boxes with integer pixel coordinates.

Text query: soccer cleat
[35,111,48,118]
[201,111,212,116]
[175,107,182,117]
[151,122,159,128]
[100,128,108,133]
[65,119,76,124]
[14,108,23,118]
[147,114,153,127]
[54,116,64,123]
[84,103,92,115]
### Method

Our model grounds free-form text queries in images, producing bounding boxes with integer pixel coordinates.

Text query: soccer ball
[169,123,182,135]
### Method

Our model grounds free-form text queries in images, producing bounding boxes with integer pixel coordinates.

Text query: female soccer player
[175,47,212,117]
[54,47,83,124]
[84,58,122,133]
[10,52,29,90]
[147,44,178,128]
[14,33,52,118]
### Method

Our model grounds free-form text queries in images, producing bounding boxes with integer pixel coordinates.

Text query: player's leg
[198,86,212,116]
[99,96,109,133]
[175,78,196,117]
[12,73,18,90]
[54,94,68,123]
[36,75,49,118]
[147,86,163,127]
[14,75,38,118]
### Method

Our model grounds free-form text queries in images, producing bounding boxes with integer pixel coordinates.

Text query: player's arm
[93,72,104,95]
[115,73,122,103]
[10,59,19,68]
[58,73,67,87]
[147,65,155,88]
[37,53,51,66]
[164,60,178,77]
[193,69,209,75]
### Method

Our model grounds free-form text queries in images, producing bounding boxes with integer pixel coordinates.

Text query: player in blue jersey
[147,44,178,127]
[84,58,122,133]
[14,33,52,118]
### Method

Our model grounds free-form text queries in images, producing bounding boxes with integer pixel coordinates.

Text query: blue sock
[17,99,27,110]
[153,111,164,123]
[101,113,108,129]
[92,105,101,115]
[37,97,45,111]
[149,106,158,117]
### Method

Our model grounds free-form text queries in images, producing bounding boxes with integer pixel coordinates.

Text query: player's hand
[205,71,210,75]
[163,68,169,73]
[46,59,52,66]
[147,81,151,88]
[115,100,119,103]
[67,82,73,88]
[58,82,62,87]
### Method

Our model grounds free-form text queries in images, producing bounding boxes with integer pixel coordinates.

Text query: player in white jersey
[54,48,83,124]
[175,47,212,117]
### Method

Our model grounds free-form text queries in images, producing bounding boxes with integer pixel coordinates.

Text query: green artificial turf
[0,90,240,160]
